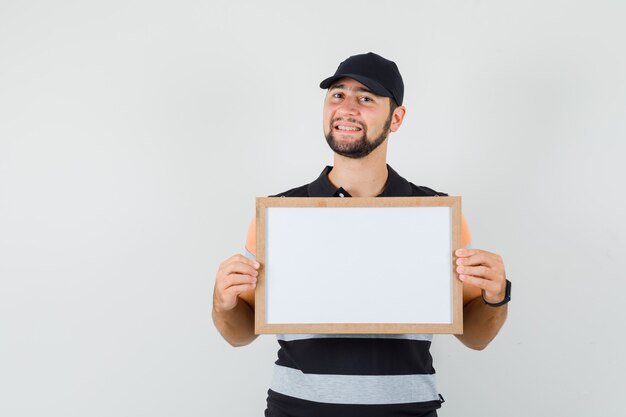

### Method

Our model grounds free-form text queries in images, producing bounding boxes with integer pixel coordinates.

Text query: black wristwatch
[483,279,511,307]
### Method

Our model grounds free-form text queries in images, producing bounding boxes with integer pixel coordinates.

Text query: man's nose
[336,98,359,116]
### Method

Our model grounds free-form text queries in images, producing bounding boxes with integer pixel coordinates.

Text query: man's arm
[454,248,509,350]
[212,254,259,347]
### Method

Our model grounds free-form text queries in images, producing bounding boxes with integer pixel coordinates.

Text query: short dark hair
[389,98,399,116]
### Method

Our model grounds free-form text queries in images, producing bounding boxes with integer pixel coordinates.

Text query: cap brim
[319,73,393,100]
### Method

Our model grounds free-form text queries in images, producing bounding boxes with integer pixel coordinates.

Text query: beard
[325,112,393,159]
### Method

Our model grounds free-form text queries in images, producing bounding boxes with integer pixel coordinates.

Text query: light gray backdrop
[1,1,624,416]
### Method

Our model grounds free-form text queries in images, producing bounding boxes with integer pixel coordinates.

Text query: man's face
[323,78,394,159]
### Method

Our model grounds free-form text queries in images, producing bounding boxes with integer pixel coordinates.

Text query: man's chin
[326,141,370,159]
[325,131,389,159]
[333,137,366,148]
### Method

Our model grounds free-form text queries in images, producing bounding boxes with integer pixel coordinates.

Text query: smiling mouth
[334,125,362,132]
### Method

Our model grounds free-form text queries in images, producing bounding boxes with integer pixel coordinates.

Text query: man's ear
[390,106,406,133]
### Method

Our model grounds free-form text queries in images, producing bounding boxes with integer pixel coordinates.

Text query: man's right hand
[213,254,260,313]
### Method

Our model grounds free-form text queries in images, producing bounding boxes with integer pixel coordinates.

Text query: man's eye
[360,96,373,102]
[332,93,343,99]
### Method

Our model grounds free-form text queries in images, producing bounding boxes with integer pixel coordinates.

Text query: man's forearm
[212,301,257,347]
[456,297,508,350]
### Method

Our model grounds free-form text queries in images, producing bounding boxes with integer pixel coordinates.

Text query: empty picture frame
[255,196,462,334]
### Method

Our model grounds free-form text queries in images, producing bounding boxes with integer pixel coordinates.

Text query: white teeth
[337,126,360,131]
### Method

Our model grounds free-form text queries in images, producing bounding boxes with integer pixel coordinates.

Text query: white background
[1,1,624,416]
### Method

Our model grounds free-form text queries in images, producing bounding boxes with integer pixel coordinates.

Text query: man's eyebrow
[329,84,374,94]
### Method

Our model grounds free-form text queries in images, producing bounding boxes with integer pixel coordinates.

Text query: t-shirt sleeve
[461,215,472,248]
[245,218,257,260]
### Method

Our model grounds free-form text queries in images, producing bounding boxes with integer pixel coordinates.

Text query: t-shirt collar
[307,164,412,197]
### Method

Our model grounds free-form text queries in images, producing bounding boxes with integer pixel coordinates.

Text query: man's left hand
[455,248,507,304]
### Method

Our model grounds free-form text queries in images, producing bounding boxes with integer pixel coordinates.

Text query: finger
[455,250,488,265]
[455,248,498,259]
[456,251,502,268]
[221,254,260,270]
[224,283,257,299]
[231,254,261,269]
[221,261,260,278]
[456,265,499,281]
[215,282,257,311]
[458,274,499,294]
[223,273,257,289]
[460,273,507,303]
[455,248,480,258]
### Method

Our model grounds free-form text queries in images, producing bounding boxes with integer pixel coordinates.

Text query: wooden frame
[255,197,463,334]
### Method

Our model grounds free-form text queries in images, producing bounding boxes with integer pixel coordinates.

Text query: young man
[212,52,510,417]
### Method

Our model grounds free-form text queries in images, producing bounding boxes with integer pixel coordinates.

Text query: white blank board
[255,197,462,334]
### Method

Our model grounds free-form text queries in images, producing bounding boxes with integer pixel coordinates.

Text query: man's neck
[327,144,389,197]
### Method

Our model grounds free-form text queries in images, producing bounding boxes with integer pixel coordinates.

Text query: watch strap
[484,279,511,307]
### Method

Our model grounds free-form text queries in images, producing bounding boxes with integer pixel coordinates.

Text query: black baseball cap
[319,52,404,105]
